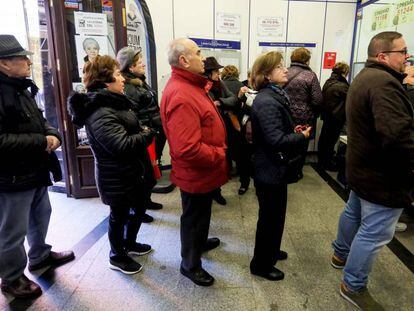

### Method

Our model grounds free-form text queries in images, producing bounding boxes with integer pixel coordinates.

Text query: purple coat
[284,62,323,126]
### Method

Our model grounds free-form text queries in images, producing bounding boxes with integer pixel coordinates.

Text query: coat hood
[67,89,133,127]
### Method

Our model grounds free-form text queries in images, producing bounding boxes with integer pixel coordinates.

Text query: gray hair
[167,38,191,66]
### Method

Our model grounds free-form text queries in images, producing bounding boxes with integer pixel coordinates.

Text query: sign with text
[74,12,108,36]
[371,6,391,31]
[323,52,337,69]
[190,38,241,50]
[393,0,414,25]
[257,17,284,37]
[216,13,241,34]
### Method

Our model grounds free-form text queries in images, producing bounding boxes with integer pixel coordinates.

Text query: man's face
[183,40,205,74]
[0,56,32,78]
[379,37,410,73]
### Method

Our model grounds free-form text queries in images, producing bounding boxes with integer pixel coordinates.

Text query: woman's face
[210,69,220,81]
[106,67,125,94]
[129,56,146,76]
[267,63,288,86]
[85,43,99,60]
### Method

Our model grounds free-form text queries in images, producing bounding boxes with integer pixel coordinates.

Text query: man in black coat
[0,35,74,299]
[331,31,413,310]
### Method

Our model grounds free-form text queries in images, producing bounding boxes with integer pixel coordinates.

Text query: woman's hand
[238,86,249,98]
[301,126,312,139]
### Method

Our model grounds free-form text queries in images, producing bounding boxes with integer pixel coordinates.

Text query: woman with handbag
[250,51,311,281]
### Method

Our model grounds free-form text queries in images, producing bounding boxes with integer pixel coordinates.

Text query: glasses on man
[377,48,409,56]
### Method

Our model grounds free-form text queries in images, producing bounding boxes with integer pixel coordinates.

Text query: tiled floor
[1,166,414,310]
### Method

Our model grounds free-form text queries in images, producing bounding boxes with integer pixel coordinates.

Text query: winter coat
[407,85,414,107]
[123,72,162,129]
[0,73,61,192]
[284,62,323,126]
[321,72,349,123]
[160,66,228,194]
[346,61,414,208]
[251,84,306,185]
[222,77,244,98]
[68,88,155,206]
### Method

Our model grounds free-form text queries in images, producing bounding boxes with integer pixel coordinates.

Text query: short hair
[332,62,350,76]
[251,51,283,91]
[167,38,190,66]
[290,47,311,64]
[83,55,118,91]
[82,38,99,50]
[367,31,402,57]
[221,65,239,80]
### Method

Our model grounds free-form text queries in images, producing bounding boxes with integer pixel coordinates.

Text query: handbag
[275,152,302,184]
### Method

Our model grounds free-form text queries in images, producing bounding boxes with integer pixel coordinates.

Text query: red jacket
[161,66,228,193]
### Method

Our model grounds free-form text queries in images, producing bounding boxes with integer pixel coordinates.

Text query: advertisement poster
[393,0,414,25]
[257,17,284,38]
[74,12,108,36]
[216,12,241,34]
[371,6,391,31]
[323,52,337,69]
[75,35,109,78]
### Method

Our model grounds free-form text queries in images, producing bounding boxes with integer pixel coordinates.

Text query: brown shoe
[331,253,346,269]
[1,274,42,299]
[340,282,384,310]
[28,250,75,271]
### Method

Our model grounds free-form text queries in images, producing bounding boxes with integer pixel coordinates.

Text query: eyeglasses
[377,48,408,56]
[275,64,285,69]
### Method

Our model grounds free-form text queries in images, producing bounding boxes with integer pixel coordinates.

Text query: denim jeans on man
[332,190,403,291]
[0,187,52,283]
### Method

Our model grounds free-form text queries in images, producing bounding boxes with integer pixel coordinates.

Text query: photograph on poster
[75,35,109,78]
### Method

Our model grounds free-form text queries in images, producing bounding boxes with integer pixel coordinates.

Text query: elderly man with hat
[0,35,74,299]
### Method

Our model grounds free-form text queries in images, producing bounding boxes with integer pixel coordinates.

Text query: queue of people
[0,31,413,311]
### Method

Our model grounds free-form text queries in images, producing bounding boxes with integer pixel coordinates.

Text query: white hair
[167,38,192,66]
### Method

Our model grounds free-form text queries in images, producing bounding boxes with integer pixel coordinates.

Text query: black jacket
[222,77,244,98]
[321,72,349,123]
[251,84,306,185]
[346,61,414,208]
[0,73,61,192]
[123,72,161,129]
[407,85,414,107]
[68,89,155,206]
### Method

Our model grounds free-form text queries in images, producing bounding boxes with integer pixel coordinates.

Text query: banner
[371,6,391,31]
[393,0,414,25]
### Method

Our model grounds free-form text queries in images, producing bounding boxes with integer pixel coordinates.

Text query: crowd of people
[0,31,413,311]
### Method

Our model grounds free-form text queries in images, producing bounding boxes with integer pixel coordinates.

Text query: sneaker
[331,253,346,269]
[109,256,142,275]
[126,243,152,256]
[395,222,407,232]
[340,282,385,310]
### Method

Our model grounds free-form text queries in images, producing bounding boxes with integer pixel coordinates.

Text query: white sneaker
[395,222,407,232]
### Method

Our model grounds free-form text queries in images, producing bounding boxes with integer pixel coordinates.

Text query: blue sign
[259,42,316,48]
[189,38,241,50]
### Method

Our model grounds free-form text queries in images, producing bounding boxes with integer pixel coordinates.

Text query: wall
[146,0,357,164]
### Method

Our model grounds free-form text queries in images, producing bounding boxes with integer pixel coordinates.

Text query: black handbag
[275,152,302,184]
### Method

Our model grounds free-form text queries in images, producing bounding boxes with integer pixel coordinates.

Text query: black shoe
[238,186,248,195]
[147,201,163,210]
[213,194,227,205]
[28,250,75,271]
[250,266,284,281]
[203,237,220,252]
[109,256,142,275]
[277,250,288,261]
[297,172,304,180]
[1,274,42,299]
[180,266,214,286]
[126,243,152,256]
[142,213,154,223]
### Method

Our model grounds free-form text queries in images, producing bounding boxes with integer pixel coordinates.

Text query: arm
[309,74,323,114]
[219,82,241,112]
[165,100,226,168]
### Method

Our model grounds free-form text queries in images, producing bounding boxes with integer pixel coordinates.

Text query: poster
[74,12,108,36]
[371,6,391,31]
[257,17,284,38]
[323,52,337,69]
[75,35,109,78]
[393,0,414,25]
[259,42,316,69]
[216,13,241,34]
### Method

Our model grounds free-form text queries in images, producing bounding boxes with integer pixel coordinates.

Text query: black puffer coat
[68,89,155,206]
[321,72,349,123]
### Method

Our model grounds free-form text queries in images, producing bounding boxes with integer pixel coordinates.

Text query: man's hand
[45,135,60,153]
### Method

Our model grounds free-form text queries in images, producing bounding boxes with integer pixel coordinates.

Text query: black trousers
[180,189,214,271]
[108,193,149,258]
[251,182,288,271]
[155,127,167,162]
[318,115,344,166]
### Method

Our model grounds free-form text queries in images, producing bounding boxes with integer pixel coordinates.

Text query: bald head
[167,38,205,74]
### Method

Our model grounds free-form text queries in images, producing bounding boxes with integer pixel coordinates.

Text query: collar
[171,66,210,90]
[365,60,407,84]
[290,62,311,70]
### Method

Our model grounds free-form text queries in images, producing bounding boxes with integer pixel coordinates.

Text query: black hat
[204,57,223,71]
[0,35,33,59]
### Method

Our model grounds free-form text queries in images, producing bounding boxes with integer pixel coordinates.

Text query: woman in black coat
[250,51,311,281]
[68,55,155,275]
[318,62,350,171]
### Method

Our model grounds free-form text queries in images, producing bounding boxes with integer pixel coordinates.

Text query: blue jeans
[0,187,52,283]
[332,191,403,291]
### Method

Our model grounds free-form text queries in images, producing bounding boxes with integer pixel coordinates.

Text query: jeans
[332,191,403,291]
[0,187,52,282]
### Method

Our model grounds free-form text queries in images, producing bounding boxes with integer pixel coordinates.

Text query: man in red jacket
[161,38,228,286]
